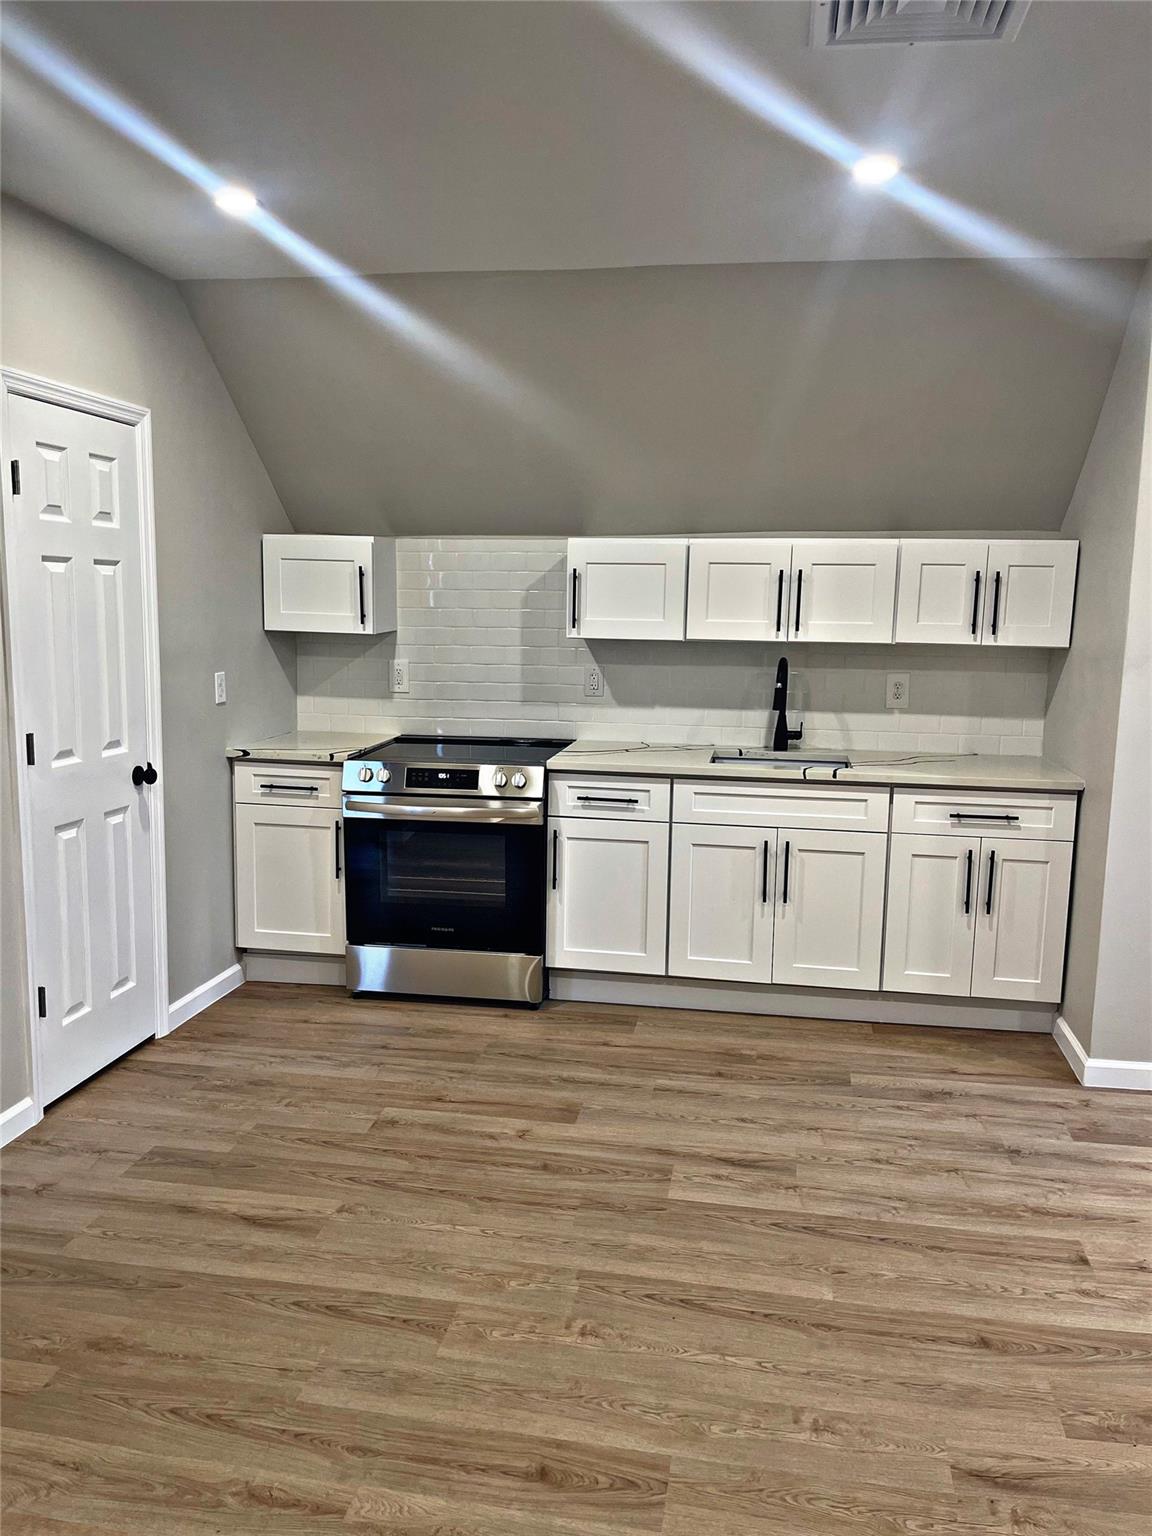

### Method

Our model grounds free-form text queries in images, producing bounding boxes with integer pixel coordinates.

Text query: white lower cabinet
[234,801,345,955]
[971,838,1074,1003]
[883,834,977,997]
[547,817,669,974]
[668,824,775,983]
[770,830,887,991]
[884,832,1072,1003]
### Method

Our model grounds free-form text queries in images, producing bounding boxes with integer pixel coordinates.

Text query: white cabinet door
[882,835,977,997]
[668,824,775,983]
[547,817,669,973]
[567,539,688,640]
[686,539,792,642]
[263,534,396,634]
[971,838,1073,1002]
[983,541,1078,648]
[235,802,345,954]
[894,540,988,646]
[771,830,887,990]
[790,540,898,643]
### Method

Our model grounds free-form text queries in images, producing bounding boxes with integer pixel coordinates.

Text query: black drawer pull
[574,795,640,805]
[258,782,320,793]
[949,812,1019,823]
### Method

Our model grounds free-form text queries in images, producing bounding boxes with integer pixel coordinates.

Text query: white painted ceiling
[3,0,1150,280]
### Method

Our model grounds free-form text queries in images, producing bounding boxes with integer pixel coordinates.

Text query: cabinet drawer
[234,763,343,808]
[891,787,1077,841]
[674,779,889,832]
[549,775,671,822]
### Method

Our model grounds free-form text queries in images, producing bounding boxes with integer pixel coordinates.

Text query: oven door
[342,797,546,955]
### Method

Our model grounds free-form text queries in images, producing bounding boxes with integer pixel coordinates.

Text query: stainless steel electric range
[340,735,572,1004]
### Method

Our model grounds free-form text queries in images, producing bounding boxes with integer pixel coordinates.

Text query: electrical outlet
[391,658,410,694]
[213,671,226,705]
[584,666,604,699]
[886,672,910,710]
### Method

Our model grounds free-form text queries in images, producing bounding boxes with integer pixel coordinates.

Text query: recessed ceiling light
[213,184,259,218]
[851,153,901,187]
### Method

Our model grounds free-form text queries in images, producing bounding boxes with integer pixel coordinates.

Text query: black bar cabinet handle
[794,568,803,635]
[970,570,982,638]
[258,782,319,793]
[949,812,1019,824]
[570,568,579,631]
[575,795,639,805]
[775,570,784,635]
[963,848,973,915]
[334,822,342,879]
[551,829,559,891]
[990,570,1002,637]
[761,840,770,905]
[357,565,367,627]
[781,840,791,905]
[985,849,996,915]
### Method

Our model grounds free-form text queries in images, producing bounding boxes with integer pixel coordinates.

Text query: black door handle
[781,839,791,905]
[570,568,579,631]
[990,570,1002,637]
[963,848,973,915]
[794,569,803,635]
[970,569,982,638]
[775,570,784,636]
[334,821,342,880]
[357,565,367,628]
[132,762,158,787]
[131,764,146,787]
[985,848,997,915]
[551,829,559,891]
[761,840,770,905]
[143,762,158,785]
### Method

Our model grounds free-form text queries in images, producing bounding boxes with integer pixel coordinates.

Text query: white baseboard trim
[242,952,346,986]
[549,971,1055,1032]
[166,962,245,1032]
[1,1095,41,1148]
[1053,1015,1152,1092]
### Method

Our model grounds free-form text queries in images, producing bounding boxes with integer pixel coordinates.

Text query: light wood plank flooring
[3,983,1150,1534]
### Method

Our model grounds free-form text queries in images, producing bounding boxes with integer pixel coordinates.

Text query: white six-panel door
[882,834,977,996]
[685,540,792,642]
[771,829,887,990]
[668,823,775,982]
[547,817,669,973]
[4,393,161,1104]
[972,837,1073,1002]
[894,540,988,646]
[567,538,688,640]
[790,540,898,643]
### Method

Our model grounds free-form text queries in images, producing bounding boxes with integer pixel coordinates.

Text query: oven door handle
[342,796,544,825]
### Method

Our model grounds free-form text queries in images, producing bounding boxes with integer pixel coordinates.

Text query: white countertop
[546,742,1083,792]
[227,730,397,763]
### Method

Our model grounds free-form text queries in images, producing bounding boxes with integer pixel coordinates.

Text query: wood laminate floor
[2,984,1150,1535]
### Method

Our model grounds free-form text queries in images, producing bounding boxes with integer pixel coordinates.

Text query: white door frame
[1,368,169,1132]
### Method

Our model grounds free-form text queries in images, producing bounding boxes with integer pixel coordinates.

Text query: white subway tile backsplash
[296,537,1050,753]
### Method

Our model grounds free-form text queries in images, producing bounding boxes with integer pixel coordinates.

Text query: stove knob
[376,767,391,784]
[511,771,528,789]
[357,764,374,783]
[492,770,508,789]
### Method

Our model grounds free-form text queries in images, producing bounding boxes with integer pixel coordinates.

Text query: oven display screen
[405,767,481,791]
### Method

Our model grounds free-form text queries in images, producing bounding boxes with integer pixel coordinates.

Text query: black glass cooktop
[382,735,572,767]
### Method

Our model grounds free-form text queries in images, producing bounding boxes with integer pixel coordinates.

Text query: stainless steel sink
[710,749,852,770]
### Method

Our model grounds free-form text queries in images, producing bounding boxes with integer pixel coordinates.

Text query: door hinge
[25,732,35,766]
[37,986,47,1019]
[10,460,20,496]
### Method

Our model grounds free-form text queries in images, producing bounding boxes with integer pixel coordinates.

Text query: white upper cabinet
[686,539,792,642]
[896,539,1078,648]
[263,535,397,634]
[983,540,1078,648]
[567,538,688,640]
[895,540,988,646]
[789,540,899,643]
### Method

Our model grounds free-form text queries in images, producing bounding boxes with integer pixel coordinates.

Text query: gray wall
[1,196,297,1090]
[1046,263,1151,1058]
[181,257,1142,541]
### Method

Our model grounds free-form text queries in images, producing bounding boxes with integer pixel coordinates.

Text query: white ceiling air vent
[812,1,1032,48]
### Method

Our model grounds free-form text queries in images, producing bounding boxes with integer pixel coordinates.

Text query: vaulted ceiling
[3,2,1149,536]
